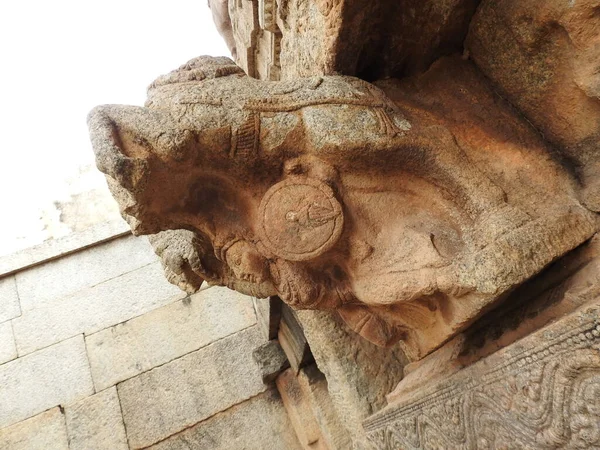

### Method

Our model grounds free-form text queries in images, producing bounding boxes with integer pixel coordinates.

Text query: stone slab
[253,339,289,383]
[296,365,353,450]
[279,306,312,373]
[0,219,130,278]
[0,336,94,428]
[86,286,256,390]
[148,388,302,450]
[0,321,17,364]
[254,296,281,340]
[0,276,20,323]
[276,368,326,449]
[118,326,267,449]
[0,408,69,450]
[15,234,157,312]
[65,387,128,450]
[13,261,185,355]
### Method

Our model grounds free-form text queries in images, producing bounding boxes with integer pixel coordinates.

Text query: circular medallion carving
[259,178,344,261]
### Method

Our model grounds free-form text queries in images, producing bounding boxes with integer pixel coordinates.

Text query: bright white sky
[0,1,229,256]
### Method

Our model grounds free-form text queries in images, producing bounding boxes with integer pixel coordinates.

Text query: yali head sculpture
[88,56,598,359]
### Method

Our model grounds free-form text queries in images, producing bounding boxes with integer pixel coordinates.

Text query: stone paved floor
[0,235,301,449]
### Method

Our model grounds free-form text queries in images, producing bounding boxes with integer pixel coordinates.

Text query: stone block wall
[0,230,301,449]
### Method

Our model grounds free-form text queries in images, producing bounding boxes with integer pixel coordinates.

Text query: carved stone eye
[258,178,344,261]
[156,129,194,161]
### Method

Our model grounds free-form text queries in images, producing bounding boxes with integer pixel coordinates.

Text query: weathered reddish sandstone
[88,54,598,359]
[88,1,600,447]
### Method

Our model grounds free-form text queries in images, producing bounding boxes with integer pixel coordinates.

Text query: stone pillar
[296,310,407,449]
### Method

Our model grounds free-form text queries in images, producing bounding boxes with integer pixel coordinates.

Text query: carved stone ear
[88,104,200,234]
[88,105,194,175]
[258,177,344,261]
[88,105,148,192]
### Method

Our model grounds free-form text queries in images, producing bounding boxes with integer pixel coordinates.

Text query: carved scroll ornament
[364,299,600,449]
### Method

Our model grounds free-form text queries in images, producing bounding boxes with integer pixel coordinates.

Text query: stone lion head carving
[89,56,598,359]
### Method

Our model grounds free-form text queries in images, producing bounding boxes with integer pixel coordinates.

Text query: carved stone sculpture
[365,233,600,448]
[80,1,600,447]
[365,298,600,449]
[88,53,599,359]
